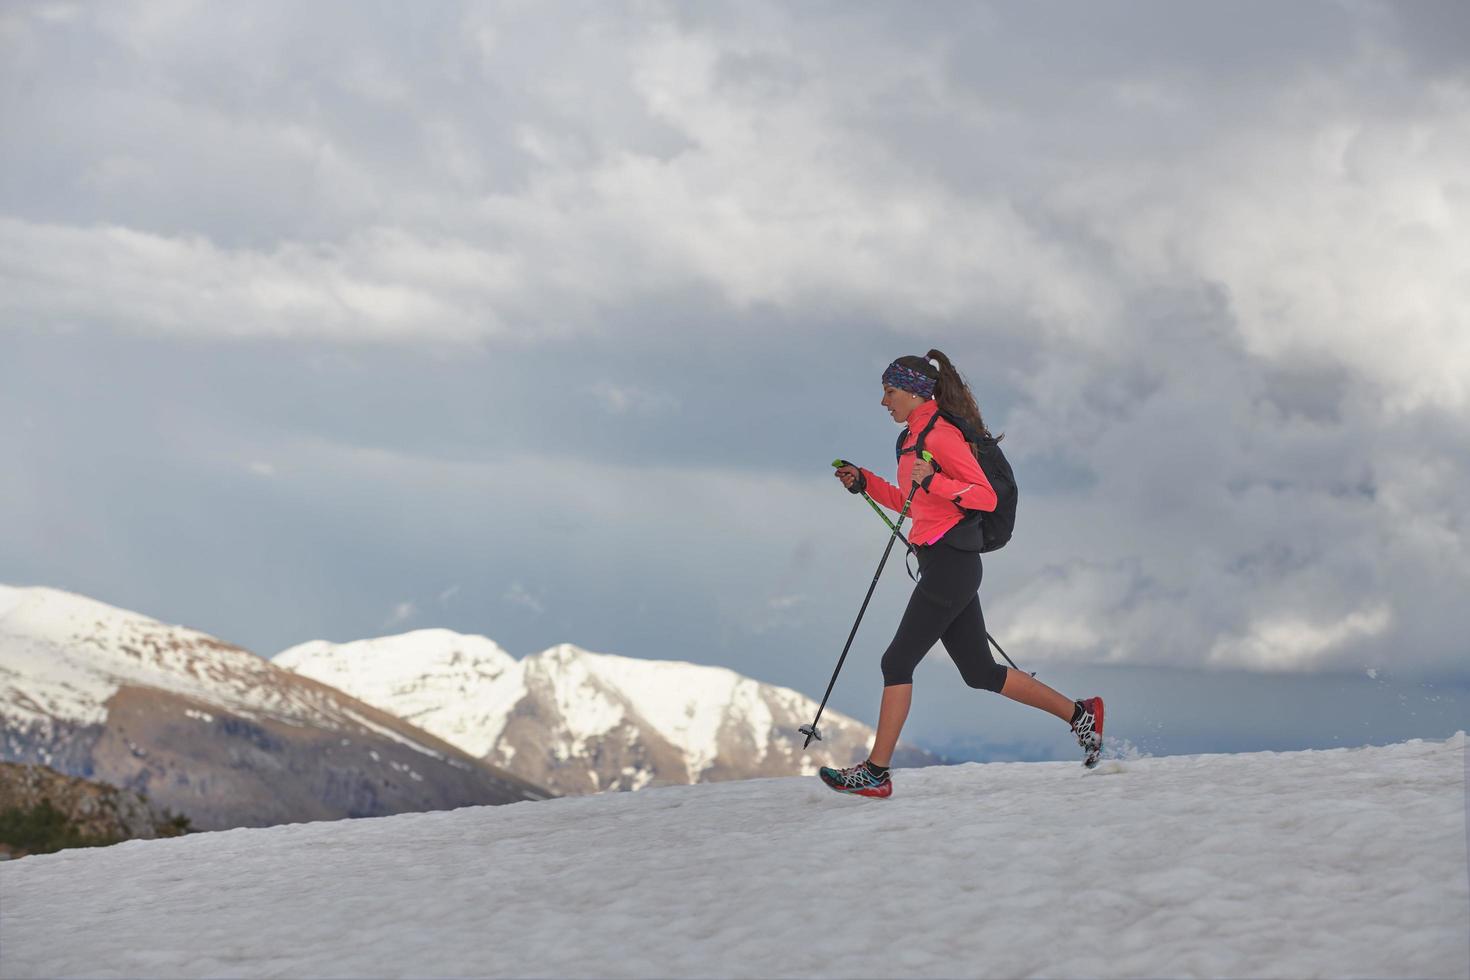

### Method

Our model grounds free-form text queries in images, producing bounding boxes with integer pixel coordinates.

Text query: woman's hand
[910,456,935,485]
[835,463,863,492]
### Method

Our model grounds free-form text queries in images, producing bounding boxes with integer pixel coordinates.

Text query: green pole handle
[832,456,932,546]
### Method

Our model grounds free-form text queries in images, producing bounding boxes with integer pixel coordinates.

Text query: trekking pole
[980,630,1029,676]
[799,454,930,749]
[831,460,1033,677]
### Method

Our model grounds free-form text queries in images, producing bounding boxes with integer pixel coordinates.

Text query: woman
[823,350,1103,798]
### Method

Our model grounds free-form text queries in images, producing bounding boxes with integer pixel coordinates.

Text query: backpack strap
[911,410,989,532]
[895,409,945,465]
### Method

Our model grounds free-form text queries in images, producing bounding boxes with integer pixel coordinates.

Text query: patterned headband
[882,360,937,399]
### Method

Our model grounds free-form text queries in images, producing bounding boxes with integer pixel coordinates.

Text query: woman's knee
[880,647,918,686]
[961,662,1008,693]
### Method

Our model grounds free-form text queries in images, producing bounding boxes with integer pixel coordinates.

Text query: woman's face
[881,384,926,423]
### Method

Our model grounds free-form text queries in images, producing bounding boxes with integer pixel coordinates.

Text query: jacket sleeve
[921,423,998,512]
[858,467,904,512]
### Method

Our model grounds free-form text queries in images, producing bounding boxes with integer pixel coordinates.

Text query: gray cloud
[2,2,1467,722]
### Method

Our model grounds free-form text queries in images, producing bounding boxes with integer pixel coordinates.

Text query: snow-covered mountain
[4,735,1465,978]
[275,630,937,795]
[0,586,547,829]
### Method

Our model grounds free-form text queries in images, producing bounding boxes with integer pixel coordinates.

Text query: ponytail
[898,349,1000,443]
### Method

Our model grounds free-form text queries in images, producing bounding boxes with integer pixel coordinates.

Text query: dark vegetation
[0,797,191,858]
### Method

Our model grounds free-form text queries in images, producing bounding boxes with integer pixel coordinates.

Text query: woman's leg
[941,593,1007,693]
[870,545,981,767]
[942,593,1074,722]
[938,577,1103,765]
[867,683,912,768]
[999,669,1075,723]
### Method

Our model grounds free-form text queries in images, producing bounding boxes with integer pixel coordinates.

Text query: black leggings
[880,541,1009,692]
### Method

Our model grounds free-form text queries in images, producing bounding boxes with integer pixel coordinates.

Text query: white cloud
[502,582,545,616]
[1055,88,1470,414]
[4,2,1468,680]
[383,601,417,629]
[1209,606,1394,672]
[5,2,1464,399]
[589,382,680,416]
[0,6,1125,345]
[0,220,516,343]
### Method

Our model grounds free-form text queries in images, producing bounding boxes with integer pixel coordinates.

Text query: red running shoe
[819,762,893,798]
[1071,697,1104,769]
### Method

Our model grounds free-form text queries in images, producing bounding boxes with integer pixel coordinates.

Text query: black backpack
[895,409,1018,553]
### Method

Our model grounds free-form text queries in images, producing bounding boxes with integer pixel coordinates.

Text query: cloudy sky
[3,1,1467,761]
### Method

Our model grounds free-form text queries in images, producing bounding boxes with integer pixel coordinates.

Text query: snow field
[1,735,1466,979]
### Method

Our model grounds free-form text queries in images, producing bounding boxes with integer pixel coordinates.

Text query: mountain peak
[1,587,550,829]
[275,630,525,758]
[0,583,271,729]
[276,629,515,673]
[0,585,196,645]
[280,631,901,795]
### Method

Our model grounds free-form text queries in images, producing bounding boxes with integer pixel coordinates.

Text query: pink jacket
[859,400,998,546]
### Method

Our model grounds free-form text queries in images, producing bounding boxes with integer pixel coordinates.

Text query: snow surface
[3,735,1466,979]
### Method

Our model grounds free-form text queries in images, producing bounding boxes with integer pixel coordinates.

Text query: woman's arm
[858,467,904,511]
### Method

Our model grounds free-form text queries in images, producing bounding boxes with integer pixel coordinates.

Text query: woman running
[823,350,1103,798]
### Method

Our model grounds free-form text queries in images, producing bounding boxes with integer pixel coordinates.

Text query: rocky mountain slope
[276,630,938,796]
[0,761,188,858]
[0,586,549,830]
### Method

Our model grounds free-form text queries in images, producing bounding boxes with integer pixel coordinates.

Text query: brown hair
[894,350,1002,443]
